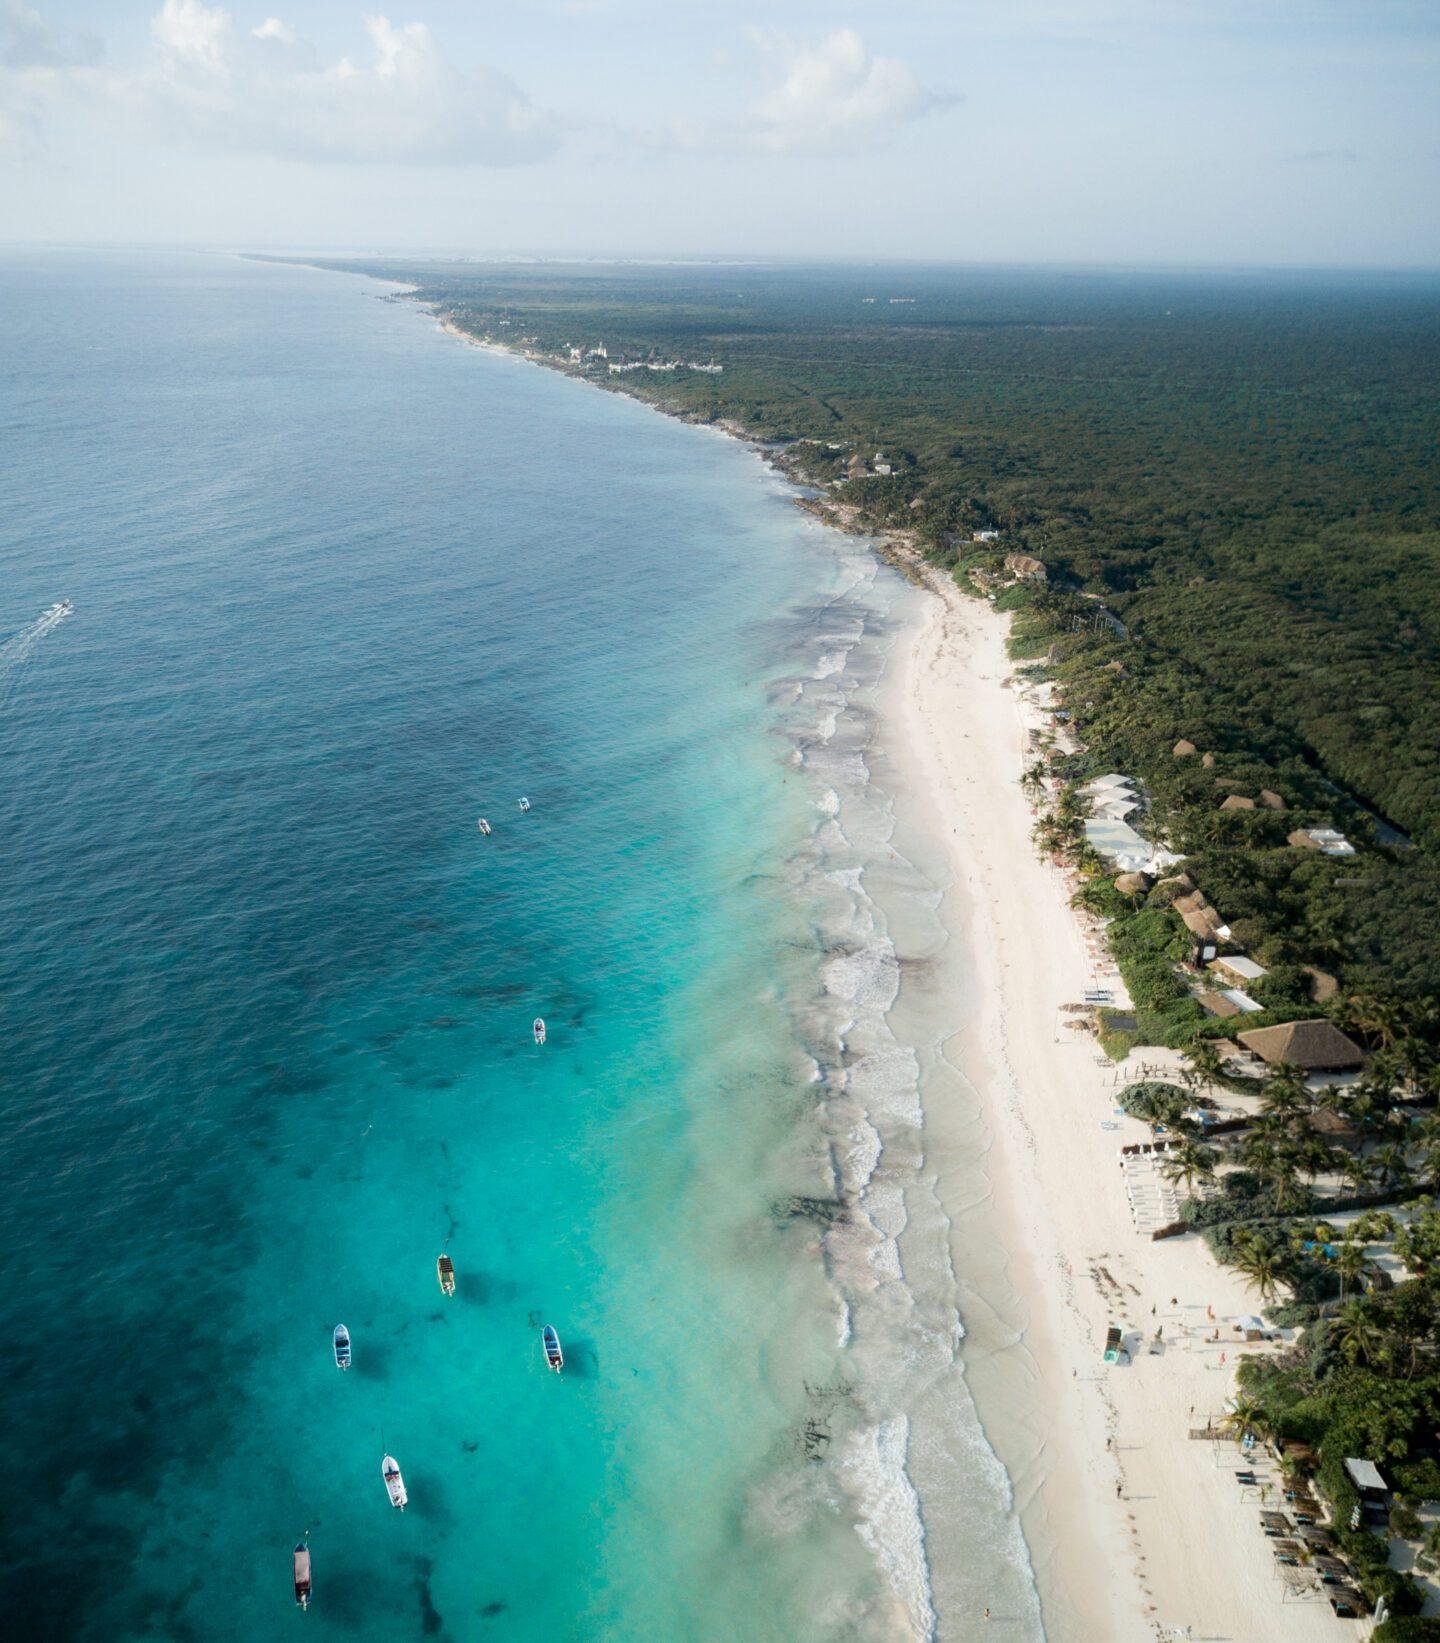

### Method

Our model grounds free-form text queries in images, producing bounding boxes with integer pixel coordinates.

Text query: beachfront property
[1003,552,1047,582]
[1078,773,1185,875]
[1235,1018,1367,1073]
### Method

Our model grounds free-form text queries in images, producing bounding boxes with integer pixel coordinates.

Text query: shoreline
[884,551,1357,1641]
[407,300,1357,1639]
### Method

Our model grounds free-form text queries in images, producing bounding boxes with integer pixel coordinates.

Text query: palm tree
[1261,1061,1309,1110]
[1357,1053,1403,1112]
[1335,1238,1367,1300]
[1186,1038,1225,1087]
[1160,1139,1218,1197]
[1371,1141,1414,1194]
[1335,993,1404,1052]
[1330,1300,1385,1366]
[1229,1237,1289,1303]
[1221,1395,1271,1444]
[1339,1152,1377,1196]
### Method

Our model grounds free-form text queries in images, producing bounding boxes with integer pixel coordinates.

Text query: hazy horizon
[4,2,1438,269]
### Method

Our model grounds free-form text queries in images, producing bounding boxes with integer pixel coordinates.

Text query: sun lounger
[1328,1589,1368,1618]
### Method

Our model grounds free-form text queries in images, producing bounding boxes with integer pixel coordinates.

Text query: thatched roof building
[1220,794,1256,811]
[1004,553,1047,582]
[1173,739,1197,758]
[1259,789,1286,810]
[1309,1108,1362,1150]
[1303,966,1340,1003]
[1236,1019,1365,1071]
[1174,890,1228,941]
[1115,871,1152,894]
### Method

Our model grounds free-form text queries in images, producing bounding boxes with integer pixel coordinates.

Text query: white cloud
[152,0,227,70]
[5,1,560,166]
[0,0,101,157]
[135,2,559,163]
[251,17,297,46]
[1,0,99,69]
[675,28,954,156]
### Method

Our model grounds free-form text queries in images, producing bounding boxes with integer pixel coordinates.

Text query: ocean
[0,251,1040,1641]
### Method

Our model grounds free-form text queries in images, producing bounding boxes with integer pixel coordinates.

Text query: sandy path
[889,560,1357,1642]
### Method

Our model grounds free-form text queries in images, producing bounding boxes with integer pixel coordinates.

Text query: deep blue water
[0,252,895,1640]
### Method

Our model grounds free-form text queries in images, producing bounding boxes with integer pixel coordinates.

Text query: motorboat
[382,1455,408,1510]
[333,1324,351,1371]
[477,818,492,836]
[517,797,531,812]
[533,1017,546,1046]
[437,1253,456,1296]
[542,1324,564,1372]
[293,1541,312,1608]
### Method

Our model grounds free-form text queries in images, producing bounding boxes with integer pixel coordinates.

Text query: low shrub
[1357,1566,1425,1619]
[1374,1618,1440,1641]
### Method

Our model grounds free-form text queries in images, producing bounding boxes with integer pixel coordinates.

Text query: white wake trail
[0,601,74,712]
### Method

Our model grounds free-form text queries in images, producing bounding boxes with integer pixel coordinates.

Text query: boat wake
[0,600,74,714]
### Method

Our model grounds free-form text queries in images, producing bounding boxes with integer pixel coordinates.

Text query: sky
[2,0,1438,265]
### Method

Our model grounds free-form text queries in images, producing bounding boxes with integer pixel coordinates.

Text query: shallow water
[0,250,1039,1641]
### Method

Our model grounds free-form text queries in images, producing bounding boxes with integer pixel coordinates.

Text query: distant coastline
[295,257,1409,1639]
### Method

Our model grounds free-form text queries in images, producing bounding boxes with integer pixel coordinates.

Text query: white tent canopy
[1344,1457,1387,1492]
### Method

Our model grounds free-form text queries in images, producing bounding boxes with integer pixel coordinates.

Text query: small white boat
[382,1454,408,1510]
[437,1253,456,1296]
[533,1018,546,1046]
[542,1324,564,1373]
[333,1324,351,1371]
[477,818,491,836]
[517,797,531,812]
[293,1540,312,1609]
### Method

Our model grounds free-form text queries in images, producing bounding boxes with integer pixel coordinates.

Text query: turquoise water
[0,251,921,1640]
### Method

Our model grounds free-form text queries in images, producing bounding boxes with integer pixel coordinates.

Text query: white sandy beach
[422,312,1360,1639]
[889,556,1361,1642]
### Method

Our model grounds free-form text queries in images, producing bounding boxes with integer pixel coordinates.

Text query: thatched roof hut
[1173,739,1197,758]
[1309,1109,1362,1150]
[1289,828,1322,850]
[1303,966,1340,1003]
[1259,789,1286,810]
[1156,871,1194,894]
[1220,794,1256,811]
[1004,553,1047,582]
[1179,903,1226,941]
[1236,1020,1365,1071]
[1201,752,1216,768]
[1115,871,1152,895]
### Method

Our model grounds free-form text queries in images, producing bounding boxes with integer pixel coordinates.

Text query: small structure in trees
[1236,1019,1365,1072]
